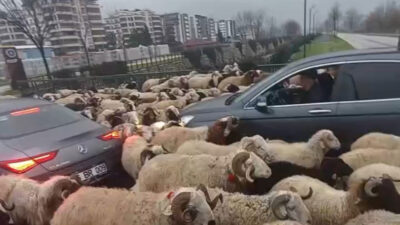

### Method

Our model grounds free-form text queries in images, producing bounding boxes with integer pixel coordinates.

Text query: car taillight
[10,107,40,116]
[0,151,57,174]
[98,130,121,141]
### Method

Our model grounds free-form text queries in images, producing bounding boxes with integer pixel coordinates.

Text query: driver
[288,69,325,104]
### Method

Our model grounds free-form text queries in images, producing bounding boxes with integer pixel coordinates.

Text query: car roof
[0,98,52,114]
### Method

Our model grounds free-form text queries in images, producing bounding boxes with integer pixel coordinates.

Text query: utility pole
[303,0,307,58]
[309,5,315,35]
[313,12,318,34]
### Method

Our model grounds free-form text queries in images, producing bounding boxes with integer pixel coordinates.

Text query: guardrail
[17,70,192,95]
[257,64,287,73]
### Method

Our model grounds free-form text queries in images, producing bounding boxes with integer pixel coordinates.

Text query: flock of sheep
[1,64,400,225]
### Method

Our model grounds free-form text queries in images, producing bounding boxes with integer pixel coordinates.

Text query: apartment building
[208,18,216,41]
[161,12,193,43]
[217,20,237,39]
[105,9,163,44]
[0,0,106,56]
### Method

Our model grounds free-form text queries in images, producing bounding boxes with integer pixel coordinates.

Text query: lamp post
[309,5,315,36]
[313,11,318,35]
[303,0,307,58]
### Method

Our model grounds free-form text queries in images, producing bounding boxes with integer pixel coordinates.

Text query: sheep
[122,111,140,125]
[55,94,86,106]
[351,132,400,151]
[136,151,271,193]
[151,116,240,153]
[218,70,260,91]
[153,93,194,110]
[64,98,87,111]
[176,140,240,156]
[168,87,185,97]
[344,210,400,225]
[243,130,341,169]
[114,88,136,98]
[187,72,223,89]
[42,93,61,102]
[51,186,218,225]
[347,164,400,192]
[206,186,311,225]
[121,135,164,180]
[113,123,137,140]
[196,88,221,98]
[223,84,250,93]
[264,221,304,225]
[141,77,168,92]
[99,99,125,111]
[57,89,76,97]
[141,106,180,126]
[0,175,80,225]
[270,175,400,225]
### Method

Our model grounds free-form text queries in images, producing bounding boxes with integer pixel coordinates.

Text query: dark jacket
[318,73,335,100]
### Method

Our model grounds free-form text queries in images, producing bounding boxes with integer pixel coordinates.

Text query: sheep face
[320,158,353,186]
[170,88,185,97]
[231,152,271,183]
[166,106,180,121]
[240,135,271,161]
[218,116,239,137]
[313,130,341,153]
[271,192,311,225]
[142,107,159,126]
[167,188,216,225]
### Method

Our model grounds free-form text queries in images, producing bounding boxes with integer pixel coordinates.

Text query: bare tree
[329,2,342,34]
[235,10,267,40]
[0,0,54,79]
[283,20,301,37]
[77,3,92,69]
[343,8,363,32]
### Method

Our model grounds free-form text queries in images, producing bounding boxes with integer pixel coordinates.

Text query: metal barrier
[256,64,287,73]
[17,70,192,95]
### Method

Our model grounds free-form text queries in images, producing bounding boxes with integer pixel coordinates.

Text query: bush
[248,40,257,53]
[234,42,243,55]
[203,47,217,65]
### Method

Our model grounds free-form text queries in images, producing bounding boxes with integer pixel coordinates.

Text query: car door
[237,68,339,143]
[331,62,400,150]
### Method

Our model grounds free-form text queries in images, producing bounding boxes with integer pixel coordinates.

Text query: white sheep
[176,140,240,156]
[113,123,137,140]
[347,164,400,192]
[187,72,222,89]
[151,116,239,153]
[351,132,400,151]
[344,210,400,225]
[135,151,271,193]
[244,130,341,169]
[0,175,80,225]
[121,135,163,180]
[98,99,125,111]
[264,222,304,225]
[142,78,167,92]
[207,187,311,225]
[218,70,259,91]
[339,148,400,171]
[153,94,191,110]
[270,175,388,225]
[57,89,76,98]
[51,186,217,225]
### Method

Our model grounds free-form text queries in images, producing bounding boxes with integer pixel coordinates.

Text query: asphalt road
[338,33,398,49]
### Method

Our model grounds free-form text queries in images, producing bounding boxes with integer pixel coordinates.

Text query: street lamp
[309,5,315,36]
[313,11,318,35]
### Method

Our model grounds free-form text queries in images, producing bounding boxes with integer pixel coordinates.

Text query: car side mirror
[255,96,268,111]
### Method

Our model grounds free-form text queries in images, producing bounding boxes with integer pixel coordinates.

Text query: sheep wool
[345,210,400,225]
[340,148,400,170]
[351,132,400,151]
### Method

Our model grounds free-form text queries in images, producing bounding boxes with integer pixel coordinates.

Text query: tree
[329,2,342,34]
[343,8,363,32]
[127,25,153,48]
[235,10,267,40]
[0,0,55,79]
[283,20,301,37]
[217,29,224,43]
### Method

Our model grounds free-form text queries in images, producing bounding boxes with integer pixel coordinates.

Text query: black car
[181,48,400,153]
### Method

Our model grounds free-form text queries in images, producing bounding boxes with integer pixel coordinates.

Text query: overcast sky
[98,0,387,25]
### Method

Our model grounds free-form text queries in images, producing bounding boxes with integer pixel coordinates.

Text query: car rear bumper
[32,143,126,185]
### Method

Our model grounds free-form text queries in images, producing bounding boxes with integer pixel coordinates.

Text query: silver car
[0,98,124,184]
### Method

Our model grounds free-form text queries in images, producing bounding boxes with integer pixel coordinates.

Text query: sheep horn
[171,192,195,223]
[364,177,382,197]
[231,152,250,178]
[271,194,290,220]
[61,190,70,200]
[0,199,14,211]
[245,164,255,183]
[140,150,156,166]
[301,187,313,200]
[196,184,223,210]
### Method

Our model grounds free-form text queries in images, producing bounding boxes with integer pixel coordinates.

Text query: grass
[1,89,21,97]
[292,36,354,61]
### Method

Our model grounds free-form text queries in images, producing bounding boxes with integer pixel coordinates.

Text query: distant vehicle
[181,49,400,154]
[0,99,123,184]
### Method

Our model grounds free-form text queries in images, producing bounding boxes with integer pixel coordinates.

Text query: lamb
[135,151,271,193]
[121,135,164,180]
[187,72,223,89]
[344,210,400,225]
[270,175,400,225]
[51,186,218,225]
[347,164,400,192]
[206,186,311,225]
[142,77,168,92]
[218,70,260,91]
[151,116,240,153]
[243,130,341,169]
[0,175,80,225]
[351,132,400,150]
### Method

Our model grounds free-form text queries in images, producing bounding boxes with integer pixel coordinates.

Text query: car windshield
[0,104,81,139]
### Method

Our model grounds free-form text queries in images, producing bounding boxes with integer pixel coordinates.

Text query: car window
[248,66,340,107]
[331,62,400,101]
[0,104,82,139]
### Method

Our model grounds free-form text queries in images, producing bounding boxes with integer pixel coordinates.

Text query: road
[338,33,398,49]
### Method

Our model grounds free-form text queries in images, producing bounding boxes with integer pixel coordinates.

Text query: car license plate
[78,163,108,181]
